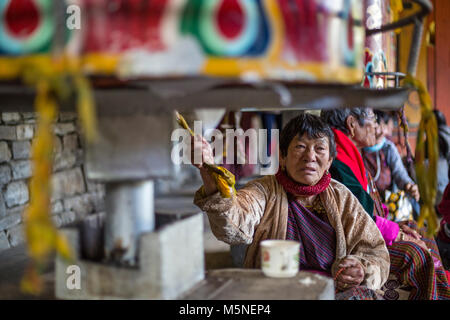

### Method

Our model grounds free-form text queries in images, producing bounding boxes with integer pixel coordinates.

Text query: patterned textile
[335,286,385,300]
[385,220,450,300]
[367,173,450,300]
[285,196,336,273]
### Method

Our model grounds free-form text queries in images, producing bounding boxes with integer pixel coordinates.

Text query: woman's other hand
[395,228,428,251]
[398,223,422,240]
[335,257,365,291]
[405,183,420,202]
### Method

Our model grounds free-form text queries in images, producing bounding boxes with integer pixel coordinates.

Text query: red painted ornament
[5,0,40,38]
[217,0,244,39]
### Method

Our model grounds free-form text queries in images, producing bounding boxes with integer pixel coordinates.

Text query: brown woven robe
[194,175,390,290]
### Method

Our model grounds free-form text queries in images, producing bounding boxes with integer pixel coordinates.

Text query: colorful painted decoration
[0,0,367,84]
[0,0,54,54]
[363,0,397,88]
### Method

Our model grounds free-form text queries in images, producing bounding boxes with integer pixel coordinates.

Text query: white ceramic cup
[260,240,300,278]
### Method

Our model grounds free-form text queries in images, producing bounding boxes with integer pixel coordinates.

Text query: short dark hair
[280,112,336,159]
[374,110,392,125]
[320,108,371,135]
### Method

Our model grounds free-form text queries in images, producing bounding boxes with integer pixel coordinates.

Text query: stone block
[54,123,76,136]
[0,210,22,231]
[2,113,21,124]
[0,126,16,140]
[0,231,10,251]
[63,194,95,216]
[56,213,205,299]
[53,136,62,154]
[52,214,63,228]
[51,168,86,201]
[51,200,64,215]
[0,195,6,218]
[63,134,78,151]
[0,142,11,163]
[0,165,11,185]
[12,141,31,159]
[53,151,77,171]
[11,160,32,180]
[59,112,77,122]
[59,211,77,226]
[21,112,37,120]
[4,181,29,207]
[16,124,34,140]
[6,224,25,247]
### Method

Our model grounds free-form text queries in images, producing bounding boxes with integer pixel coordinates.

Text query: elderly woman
[192,113,390,300]
[321,108,450,300]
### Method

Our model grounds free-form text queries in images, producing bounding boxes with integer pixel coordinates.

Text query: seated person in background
[321,107,450,300]
[192,113,389,300]
[362,110,419,202]
[433,109,450,205]
[436,183,450,281]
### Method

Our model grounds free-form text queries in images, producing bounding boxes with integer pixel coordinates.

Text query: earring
[326,170,329,175]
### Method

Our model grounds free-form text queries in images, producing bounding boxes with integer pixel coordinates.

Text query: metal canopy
[0,80,409,115]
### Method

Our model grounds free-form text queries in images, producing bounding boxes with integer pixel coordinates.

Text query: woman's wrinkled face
[280,134,333,186]
[350,110,378,148]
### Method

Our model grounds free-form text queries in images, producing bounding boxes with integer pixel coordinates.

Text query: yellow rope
[7,55,99,294]
[404,75,439,237]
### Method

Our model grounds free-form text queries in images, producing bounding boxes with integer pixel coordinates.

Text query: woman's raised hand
[335,256,365,291]
[191,134,214,169]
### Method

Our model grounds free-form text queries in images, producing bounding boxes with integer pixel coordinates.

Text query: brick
[0,232,10,251]
[0,142,11,163]
[63,134,78,151]
[16,124,34,140]
[2,113,21,124]
[0,126,16,140]
[11,160,32,180]
[4,181,29,207]
[0,165,11,185]
[6,224,25,247]
[12,141,31,159]
[51,168,85,201]
[54,123,76,136]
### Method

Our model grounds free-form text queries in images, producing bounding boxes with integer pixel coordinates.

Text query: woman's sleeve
[384,140,414,189]
[375,215,399,246]
[332,186,391,290]
[193,180,267,245]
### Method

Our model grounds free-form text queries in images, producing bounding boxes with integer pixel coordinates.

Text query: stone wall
[0,112,105,252]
